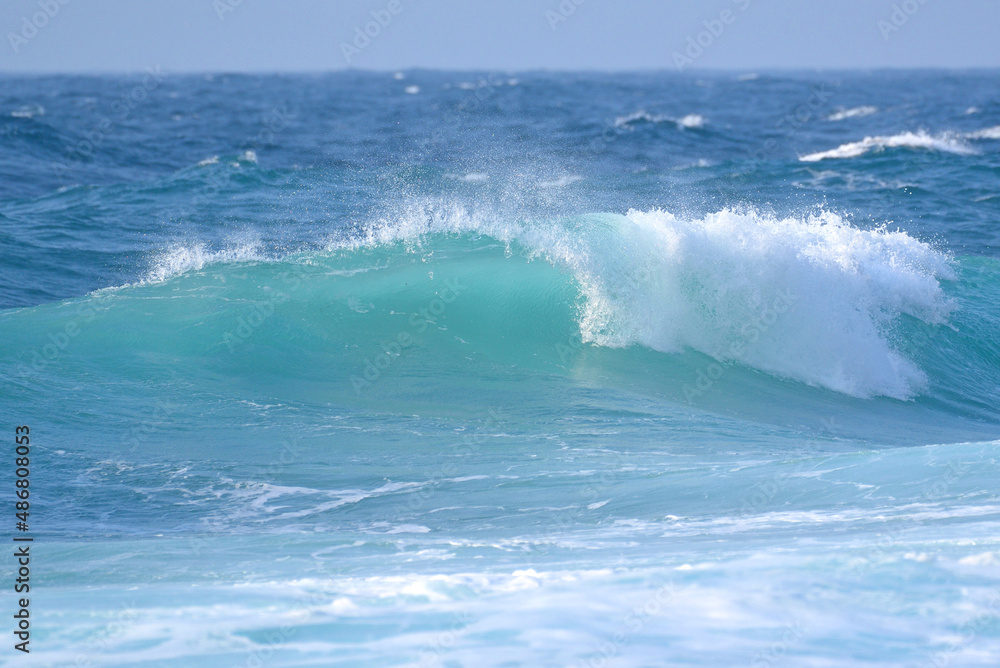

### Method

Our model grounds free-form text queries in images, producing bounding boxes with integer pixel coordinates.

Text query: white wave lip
[826,106,878,121]
[357,202,955,400]
[800,130,975,162]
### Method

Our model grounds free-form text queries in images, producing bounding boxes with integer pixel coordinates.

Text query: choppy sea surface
[2,70,1000,666]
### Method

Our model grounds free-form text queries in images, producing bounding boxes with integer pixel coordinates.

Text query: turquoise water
[2,71,1000,665]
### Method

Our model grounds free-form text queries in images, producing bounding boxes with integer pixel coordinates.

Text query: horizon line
[1,65,999,76]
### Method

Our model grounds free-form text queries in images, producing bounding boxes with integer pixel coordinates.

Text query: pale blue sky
[1,0,998,73]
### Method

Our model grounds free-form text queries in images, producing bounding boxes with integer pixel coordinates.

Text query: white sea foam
[590,209,953,399]
[967,125,1000,140]
[826,106,878,121]
[802,125,1000,161]
[800,130,975,162]
[194,151,255,168]
[10,105,44,118]
[676,113,706,128]
[277,567,613,601]
[353,202,954,399]
[404,85,420,95]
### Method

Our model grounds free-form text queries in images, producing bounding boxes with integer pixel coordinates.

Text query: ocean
[2,69,1000,666]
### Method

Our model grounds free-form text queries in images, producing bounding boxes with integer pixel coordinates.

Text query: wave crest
[146,242,266,283]
[349,203,954,399]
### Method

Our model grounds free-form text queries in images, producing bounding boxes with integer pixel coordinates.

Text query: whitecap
[614,110,705,130]
[613,110,667,128]
[826,106,878,122]
[966,125,1000,140]
[800,131,974,162]
[10,105,44,118]
[676,113,706,129]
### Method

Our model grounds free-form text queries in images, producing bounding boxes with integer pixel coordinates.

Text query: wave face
[5,71,1000,667]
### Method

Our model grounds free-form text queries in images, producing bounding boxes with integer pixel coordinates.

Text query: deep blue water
[2,70,1000,666]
